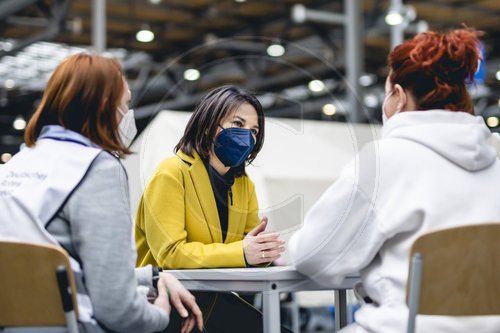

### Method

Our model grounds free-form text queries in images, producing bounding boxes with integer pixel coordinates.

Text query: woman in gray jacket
[0,54,202,333]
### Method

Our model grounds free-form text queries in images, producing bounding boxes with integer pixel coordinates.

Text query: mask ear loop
[213,125,226,147]
[396,86,407,114]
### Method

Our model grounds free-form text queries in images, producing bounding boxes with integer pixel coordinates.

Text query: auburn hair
[175,85,265,177]
[388,28,483,114]
[24,53,131,154]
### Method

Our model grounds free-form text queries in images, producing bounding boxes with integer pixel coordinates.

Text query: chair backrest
[406,223,500,316]
[0,241,79,327]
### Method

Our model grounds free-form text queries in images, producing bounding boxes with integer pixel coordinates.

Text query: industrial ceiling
[0,0,499,161]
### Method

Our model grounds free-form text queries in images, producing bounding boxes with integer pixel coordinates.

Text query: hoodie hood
[382,110,497,171]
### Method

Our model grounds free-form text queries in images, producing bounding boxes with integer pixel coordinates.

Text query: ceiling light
[416,20,429,33]
[136,27,154,43]
[359,74,376,87]
[308,79,325,92]
[13,115,26,130]
[266,44,285,57]
[235,0,247,2]
[149,0,161,3]
[495,70,500,81]
[322,104,336,116]
[385,9,403,26]
[385,4,416,26]
[1,153,12,163]
[486,116,499,128]
[363,94,379,108]
[291,4,307,24]
[5,79,15,89]
[184,68,200,81]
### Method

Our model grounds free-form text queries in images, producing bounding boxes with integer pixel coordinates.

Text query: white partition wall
[122,110,381,263]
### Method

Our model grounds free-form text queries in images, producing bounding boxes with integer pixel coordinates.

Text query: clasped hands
[243,217,286,265]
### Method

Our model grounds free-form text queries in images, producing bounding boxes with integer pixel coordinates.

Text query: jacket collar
[39,125,101,149]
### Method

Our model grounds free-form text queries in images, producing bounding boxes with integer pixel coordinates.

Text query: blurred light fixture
[416,20,429,33]
[308,79,325,92]
[322,104,337,116]
[13,115,26,130]
[385,4,416,26]
[363,93,379,108]
[291,4,307,24]
[487,116,499,128]
[1,153,12,163]
[149,0,161,3]
[136,26,154,43]
[266,43,285,57]
[235,0,247,2]
[496,70,500,81]
[4,79,15,89]
[359,74,376,87]
[184,68,200,81]
[385,8,403,25]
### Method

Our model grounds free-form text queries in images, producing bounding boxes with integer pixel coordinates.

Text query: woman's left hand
[159,272,204,332]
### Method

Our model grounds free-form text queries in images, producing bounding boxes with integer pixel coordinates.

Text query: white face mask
[117,107,137,147]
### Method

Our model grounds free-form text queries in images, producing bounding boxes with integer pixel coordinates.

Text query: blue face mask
[213,125,255,167]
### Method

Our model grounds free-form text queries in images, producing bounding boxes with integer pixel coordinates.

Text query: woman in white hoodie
[289,28,500,332]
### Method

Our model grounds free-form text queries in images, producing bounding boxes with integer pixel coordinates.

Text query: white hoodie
[289,110,500,333]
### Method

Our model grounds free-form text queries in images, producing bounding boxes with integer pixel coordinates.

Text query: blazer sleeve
[135,162,246,269]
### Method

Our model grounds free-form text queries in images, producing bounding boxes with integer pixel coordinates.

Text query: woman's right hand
[243,217,286,265]
[153,275,171,316]
[158,272,204,333]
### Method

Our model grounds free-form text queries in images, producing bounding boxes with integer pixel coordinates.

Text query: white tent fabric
[122,110,381,263]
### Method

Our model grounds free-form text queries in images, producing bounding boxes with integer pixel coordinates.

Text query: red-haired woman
[290,29,500,332]
[0,54,202,333]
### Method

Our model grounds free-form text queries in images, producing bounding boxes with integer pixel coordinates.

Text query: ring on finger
[261,250,266,259]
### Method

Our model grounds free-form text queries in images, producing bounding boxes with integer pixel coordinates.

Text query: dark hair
[175,85,265,176]
[388,28,483,114]
[25,53,131,154]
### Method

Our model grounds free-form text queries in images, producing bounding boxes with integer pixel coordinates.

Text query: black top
[203,158,235,243]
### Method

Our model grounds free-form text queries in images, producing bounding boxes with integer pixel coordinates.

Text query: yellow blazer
[135,150,260,269]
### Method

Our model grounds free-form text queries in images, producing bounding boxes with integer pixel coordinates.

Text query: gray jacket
[1,152,169,333]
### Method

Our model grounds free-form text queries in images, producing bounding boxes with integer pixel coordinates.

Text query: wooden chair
[0,241,79,333]
[406,223,500,333]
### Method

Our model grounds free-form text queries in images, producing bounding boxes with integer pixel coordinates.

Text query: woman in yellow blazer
[135,85,284,269]
[135,86,288,332]
[135,148,269,268]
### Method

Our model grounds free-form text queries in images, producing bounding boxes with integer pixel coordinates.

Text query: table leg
[334,289,347,331]
[262,284,281,333]
[291,293,300,333]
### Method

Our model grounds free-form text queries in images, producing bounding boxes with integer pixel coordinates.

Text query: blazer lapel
[226,177,246,243]
[179,150,223,243]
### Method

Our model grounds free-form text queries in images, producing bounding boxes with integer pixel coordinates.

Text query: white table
[168,266,359,332]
